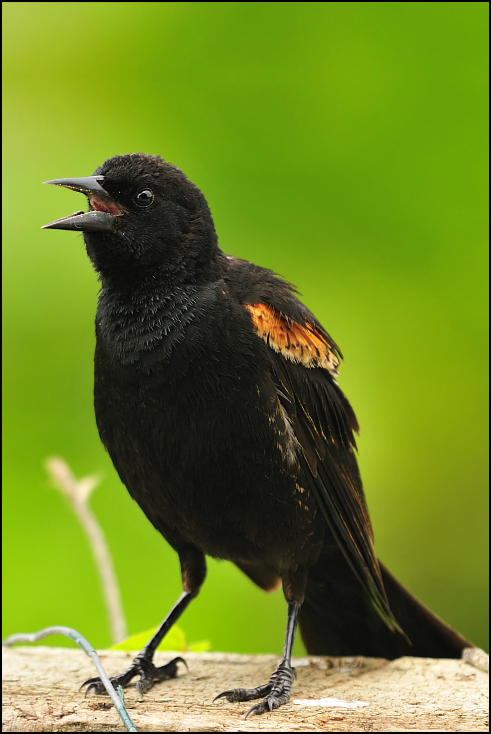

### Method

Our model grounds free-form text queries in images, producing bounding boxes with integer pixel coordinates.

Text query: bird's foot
[214,658,295,717]
[81,653,186,696]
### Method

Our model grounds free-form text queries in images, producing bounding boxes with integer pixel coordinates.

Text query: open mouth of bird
[88,195,122,216]
[41,176,124,232]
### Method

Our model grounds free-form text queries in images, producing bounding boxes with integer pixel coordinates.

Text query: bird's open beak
[41,176,123,231]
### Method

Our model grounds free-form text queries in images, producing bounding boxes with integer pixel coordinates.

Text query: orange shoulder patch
[246,303,340,376]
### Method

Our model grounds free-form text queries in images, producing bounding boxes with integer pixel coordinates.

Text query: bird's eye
[134,189,154,207]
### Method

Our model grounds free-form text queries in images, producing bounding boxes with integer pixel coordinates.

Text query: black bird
[42,154,470,716]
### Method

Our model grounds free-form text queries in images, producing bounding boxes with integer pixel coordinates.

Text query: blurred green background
[3,2,488,656]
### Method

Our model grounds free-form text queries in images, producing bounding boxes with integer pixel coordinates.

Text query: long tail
[298,547,471,659]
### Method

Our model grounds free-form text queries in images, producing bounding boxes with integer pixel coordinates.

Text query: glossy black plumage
[43,154,471,716]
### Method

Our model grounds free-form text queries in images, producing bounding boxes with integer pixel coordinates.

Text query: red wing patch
[246,303,340,376]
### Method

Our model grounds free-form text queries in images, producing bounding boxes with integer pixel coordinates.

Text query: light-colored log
[2,646,488,732]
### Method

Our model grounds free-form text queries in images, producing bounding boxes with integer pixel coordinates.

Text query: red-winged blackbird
[43,154,470,717]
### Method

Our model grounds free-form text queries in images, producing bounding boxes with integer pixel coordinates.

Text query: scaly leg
[215,598,301,717]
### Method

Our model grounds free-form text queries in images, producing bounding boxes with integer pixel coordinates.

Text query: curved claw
[244,696,281,718]
[244,704,256,719]
[173,656,188,671]
[135,676,154,697]
[80,676,98,692]
[244,702,265,719]
[214,690,234,702]
[83,681,103,698]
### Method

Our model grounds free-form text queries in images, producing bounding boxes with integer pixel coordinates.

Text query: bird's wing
[245,299,398,630]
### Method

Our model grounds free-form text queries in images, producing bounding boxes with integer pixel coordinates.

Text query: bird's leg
[215,570,306,717]
[82,546,206,696]
[81,591,192,695]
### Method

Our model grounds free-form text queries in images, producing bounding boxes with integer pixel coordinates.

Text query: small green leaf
[111,625,187,652]
[188,639,211,652]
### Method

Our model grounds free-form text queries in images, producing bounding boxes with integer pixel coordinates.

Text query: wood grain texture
[2,647,488,732]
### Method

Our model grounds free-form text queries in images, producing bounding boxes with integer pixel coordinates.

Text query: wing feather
[247,299,400,630]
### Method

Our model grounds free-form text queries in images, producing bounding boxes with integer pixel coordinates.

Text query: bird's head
[42,154,219,285]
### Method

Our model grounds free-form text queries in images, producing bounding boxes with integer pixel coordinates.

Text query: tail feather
[299,547,471,659]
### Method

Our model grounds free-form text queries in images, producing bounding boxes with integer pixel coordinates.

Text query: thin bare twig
[45,457,127,644]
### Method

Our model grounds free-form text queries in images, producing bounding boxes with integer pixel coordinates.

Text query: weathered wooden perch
[2,647,488,732]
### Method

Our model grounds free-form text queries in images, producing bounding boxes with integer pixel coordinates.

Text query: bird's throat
[96,282,200,367]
